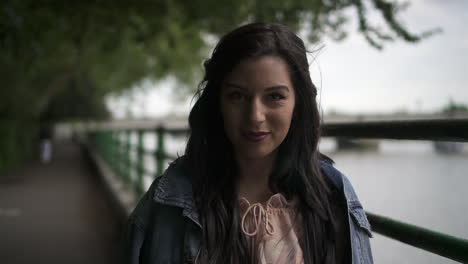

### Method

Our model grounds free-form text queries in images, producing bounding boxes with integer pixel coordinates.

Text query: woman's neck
[236,152,276,204]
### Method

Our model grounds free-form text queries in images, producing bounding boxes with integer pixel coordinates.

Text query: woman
[124,22,373,264]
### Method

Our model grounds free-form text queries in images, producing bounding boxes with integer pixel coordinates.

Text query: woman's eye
[269,93,286,101]
[227,91,244,101]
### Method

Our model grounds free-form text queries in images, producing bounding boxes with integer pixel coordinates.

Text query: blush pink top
[239,193,304,264]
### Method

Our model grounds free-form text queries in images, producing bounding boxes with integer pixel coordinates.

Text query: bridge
[56,111,468,152]
[54,111,468,134]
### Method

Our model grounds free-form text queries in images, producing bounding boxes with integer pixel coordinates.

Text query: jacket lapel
[153,159,201,228]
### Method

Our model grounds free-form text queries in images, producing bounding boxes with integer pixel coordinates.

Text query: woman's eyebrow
[224,82,246,90]
[265,85,290,92]
[224,83,290,92]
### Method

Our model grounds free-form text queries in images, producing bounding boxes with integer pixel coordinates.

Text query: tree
[441,99,468,115]
[0,0,438,121]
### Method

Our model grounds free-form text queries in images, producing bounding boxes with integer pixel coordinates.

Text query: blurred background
[1,0,467,263]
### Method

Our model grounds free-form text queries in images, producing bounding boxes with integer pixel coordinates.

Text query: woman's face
[220,56,296,161]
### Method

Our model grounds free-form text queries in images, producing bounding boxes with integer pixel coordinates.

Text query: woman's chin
[235,147,277,161]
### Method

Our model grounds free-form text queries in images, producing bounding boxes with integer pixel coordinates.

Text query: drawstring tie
[241,202,275,236]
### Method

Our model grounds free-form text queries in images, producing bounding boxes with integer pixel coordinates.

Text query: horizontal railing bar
[322,118,468,142]
[109,140,155,156]
[366,212,468,263]
[164,128,189,135]
[135,164,154,177]
[133,128,188,135]
[142,149,155,155]
[121,154,178,174]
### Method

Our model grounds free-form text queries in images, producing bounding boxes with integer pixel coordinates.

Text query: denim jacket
[124,158,373,263]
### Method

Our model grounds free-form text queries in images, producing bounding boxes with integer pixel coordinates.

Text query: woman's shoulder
[319,159,363,205]
[128,157,192,227]
[319,159,344,191]
[152,156,193,204]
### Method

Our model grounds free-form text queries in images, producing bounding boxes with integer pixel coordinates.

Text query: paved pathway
[0,141,122,264]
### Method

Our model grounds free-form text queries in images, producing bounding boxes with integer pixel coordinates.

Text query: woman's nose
[247,98,266,124]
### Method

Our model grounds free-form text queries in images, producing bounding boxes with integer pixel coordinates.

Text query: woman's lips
[242,131,270,142]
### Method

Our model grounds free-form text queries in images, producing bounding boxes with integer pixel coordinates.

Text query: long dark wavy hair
[185,22,337,263]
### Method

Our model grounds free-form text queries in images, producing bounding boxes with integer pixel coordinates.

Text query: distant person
[124,23,373,263]
[39,123,53,164]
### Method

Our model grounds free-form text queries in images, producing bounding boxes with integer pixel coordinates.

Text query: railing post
[112,130,120,176]
[99,131,105,159]
[136,130,144,196]
[117,131,125,180]
[156,126,166,177]
[94,131,100,153]
[108,130,117,170]
[125,130,132,184]
[115,130,125,179]
[104,131,111,163]
[98,131,103,154]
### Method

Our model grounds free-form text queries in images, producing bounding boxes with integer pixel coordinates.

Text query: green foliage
[441,99,468,114]
[40,76,111,121]
[0,0,437,122]
[0,121,37,174]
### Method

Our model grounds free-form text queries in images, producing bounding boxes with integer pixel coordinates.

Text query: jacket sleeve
[320,160,374,263]
[124,215,146,264]
[123,186,154,264]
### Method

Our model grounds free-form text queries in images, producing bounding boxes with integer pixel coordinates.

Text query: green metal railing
[368,212,468,263]
[86,118,468,262]
[88,126,185,196]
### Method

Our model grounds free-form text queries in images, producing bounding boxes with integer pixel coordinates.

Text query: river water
[134,133,467,263]
[322,140,468,264]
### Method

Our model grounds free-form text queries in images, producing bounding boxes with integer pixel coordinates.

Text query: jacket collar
[153,158,201,227]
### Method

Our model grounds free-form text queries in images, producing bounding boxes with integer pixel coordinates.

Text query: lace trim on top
[239,193,304,264]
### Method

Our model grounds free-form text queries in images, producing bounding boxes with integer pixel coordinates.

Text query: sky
[107,0,468,119]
